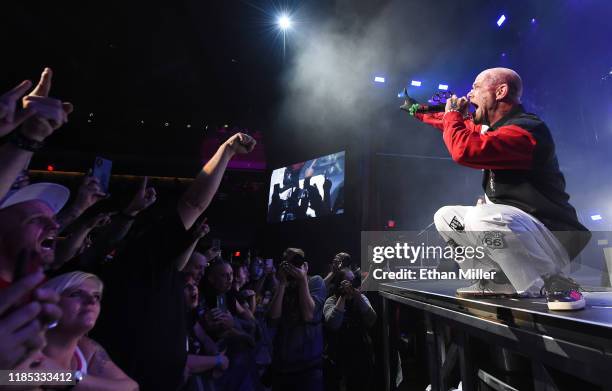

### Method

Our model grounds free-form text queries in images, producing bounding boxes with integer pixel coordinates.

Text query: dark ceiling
[2,0,321,175]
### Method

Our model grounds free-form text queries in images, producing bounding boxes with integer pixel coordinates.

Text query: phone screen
[92,157,112,193]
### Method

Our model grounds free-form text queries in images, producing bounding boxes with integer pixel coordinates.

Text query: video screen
[268,151,345,222]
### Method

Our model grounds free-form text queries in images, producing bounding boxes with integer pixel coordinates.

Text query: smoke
[277,0,451,135]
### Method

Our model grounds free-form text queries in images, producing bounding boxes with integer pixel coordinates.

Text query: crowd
[0,68,379,391]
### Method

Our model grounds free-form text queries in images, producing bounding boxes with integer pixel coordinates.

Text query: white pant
[433,202,570,293]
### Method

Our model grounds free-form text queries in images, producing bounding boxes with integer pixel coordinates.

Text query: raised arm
[177,133,255,230]
[0,69,72,200]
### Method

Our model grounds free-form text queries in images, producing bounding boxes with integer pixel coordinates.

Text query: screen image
[268,151,345,222]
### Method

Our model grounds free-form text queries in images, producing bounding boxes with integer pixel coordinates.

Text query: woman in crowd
[40,271,139,390]
[182,273,229,391]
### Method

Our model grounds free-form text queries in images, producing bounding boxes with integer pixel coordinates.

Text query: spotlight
[497,14,506,27]
[278,15,291,30]
[531,18,536,24]
[411,80,422,87]
[438,84,449,91]
[591,214,603,221]
[374,76,385,83]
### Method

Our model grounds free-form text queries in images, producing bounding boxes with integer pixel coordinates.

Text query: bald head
[477,67,523,104]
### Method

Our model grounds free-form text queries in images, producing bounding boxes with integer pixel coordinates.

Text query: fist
[225,133,256,155]
[444,94,469,116]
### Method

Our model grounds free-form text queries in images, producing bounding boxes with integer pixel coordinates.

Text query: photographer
[268,248,326,391]
[324,268,376,391]
[323,252,351,291]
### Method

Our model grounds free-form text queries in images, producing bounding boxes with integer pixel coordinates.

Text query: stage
[378,280,612,391]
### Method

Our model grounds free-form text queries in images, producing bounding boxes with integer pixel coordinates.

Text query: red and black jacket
[414,105,590,259]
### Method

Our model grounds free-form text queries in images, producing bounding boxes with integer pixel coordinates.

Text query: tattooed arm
[73,337,139,391]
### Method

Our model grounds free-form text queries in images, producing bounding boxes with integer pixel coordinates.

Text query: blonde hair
[41,271,104,295]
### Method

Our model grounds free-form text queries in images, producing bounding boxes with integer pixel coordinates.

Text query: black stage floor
[379,279,612,329]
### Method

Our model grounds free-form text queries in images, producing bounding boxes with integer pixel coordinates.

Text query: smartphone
[92,157,112,193]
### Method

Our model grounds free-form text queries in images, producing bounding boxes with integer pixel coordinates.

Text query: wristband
[215,353,223,369]
[9,131,45,152]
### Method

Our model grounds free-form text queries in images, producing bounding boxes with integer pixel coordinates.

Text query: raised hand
[20,68,74,142]
[0,80,37,137]
[74,176,108,213]
[224,133,256,155]
[85,212,114,230]
[124,176,157,216]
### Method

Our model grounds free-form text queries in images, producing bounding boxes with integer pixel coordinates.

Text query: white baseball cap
[0,183,70,213]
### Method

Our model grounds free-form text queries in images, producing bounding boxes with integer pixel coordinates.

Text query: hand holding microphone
[400,89,469,116]
[445,94,470,116]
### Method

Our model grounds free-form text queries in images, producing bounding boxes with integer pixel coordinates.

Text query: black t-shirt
[91,210,194,391]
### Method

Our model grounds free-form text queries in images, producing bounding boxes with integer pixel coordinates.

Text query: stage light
[530,18,536,24]
[278,15,291,30]
[387,220,396,228]
[411,80,422,87]
[591,214,603,221]
[234,251,241,257]
[438,84,449,91]
[47,165,55,172]
[497,14,506,27]
[374,76,385,83]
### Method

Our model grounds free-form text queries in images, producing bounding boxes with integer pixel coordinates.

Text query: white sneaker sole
[547,298,585,311]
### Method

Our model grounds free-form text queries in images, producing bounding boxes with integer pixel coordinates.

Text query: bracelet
[9,131,44,152]
[215,354,223,369]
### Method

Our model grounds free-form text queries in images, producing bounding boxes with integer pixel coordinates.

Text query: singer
[402,67,591,310]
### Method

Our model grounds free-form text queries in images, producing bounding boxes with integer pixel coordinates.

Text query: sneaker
[542,275,585,311]
[456,279,517,297]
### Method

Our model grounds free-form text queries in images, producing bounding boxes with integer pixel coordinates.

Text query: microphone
[413,103,445,113]
[399,88,452,115]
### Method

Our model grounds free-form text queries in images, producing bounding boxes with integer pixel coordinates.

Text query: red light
[47,165,55,172]
[234,251,241,257]
[387,220,396,228]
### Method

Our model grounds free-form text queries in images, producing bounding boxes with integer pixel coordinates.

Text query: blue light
[530,18,536,24]
[374,76,385,83]
[591,214,603,221]
[438,84,449,91]
[497,14,506,27]
[411,80,422,87]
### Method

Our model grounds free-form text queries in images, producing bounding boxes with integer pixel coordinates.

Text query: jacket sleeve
[441,111,537,170]
[414,112,481,133]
